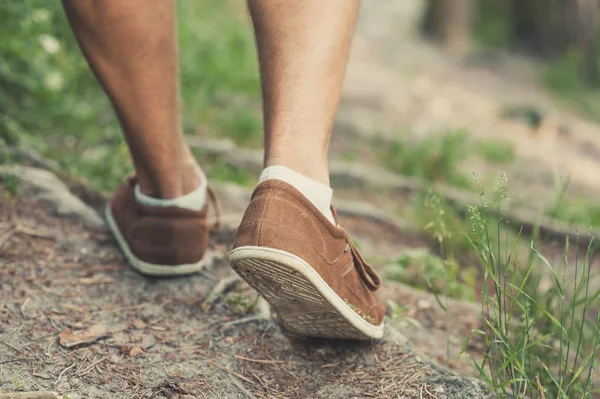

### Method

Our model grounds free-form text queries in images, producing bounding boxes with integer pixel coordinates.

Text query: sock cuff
[134,179,207,211]
[259,165,335,225]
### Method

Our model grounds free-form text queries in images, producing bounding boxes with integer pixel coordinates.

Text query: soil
[0,181,488,399]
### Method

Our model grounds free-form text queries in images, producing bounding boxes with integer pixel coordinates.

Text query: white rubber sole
[105,203,206,276]
[230,246,384,340]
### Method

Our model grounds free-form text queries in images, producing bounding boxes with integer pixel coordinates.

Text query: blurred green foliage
[0,2,111,145]
[378,129,471,188]
[473,0,512,48]
[0,1,261,192]
[177,1,261,145]
[549,196,600,227]
[388,248,476,301]
[208,163,255,186]
[475,138,516,164]
[473,0,600,120]
[0,2,130,192]
[543,50,600,119]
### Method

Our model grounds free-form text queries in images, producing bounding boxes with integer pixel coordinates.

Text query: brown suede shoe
[105,176,219,276]
[230,180,384,340]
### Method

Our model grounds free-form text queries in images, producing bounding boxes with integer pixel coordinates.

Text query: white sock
[259,165,336,226]
[135,180,207,211]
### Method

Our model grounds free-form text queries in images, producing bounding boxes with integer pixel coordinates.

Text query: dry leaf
[132,319,145,329]
[129,346,144,357]
[58,323,110,348]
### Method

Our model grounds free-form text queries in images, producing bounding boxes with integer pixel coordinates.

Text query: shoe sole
[105,202,206,276]
[229,246,384,340]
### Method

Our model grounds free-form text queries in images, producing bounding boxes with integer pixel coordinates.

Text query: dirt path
[0,172,488,399]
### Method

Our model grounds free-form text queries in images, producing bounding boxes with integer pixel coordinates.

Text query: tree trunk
[422,0,475,54]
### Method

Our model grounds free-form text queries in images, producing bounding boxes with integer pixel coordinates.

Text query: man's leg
[62,0,201,198]
[62,1,213,276]
[248,0,360,185]
[231,1,384,340]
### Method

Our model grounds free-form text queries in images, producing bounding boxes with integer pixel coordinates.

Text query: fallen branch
[0,358,32,365]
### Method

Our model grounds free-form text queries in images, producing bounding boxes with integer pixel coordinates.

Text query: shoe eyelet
[344,243,350,253]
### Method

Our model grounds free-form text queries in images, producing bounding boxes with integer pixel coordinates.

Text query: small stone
[140,335,155,350]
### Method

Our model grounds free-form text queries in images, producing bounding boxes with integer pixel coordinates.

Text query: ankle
[265,155,329,186]
[137,162,204,199]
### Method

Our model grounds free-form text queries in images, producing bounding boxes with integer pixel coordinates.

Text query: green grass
[542,50,600,122]
[178,0,262,147]
[546,175,600,228]
[1,169,21,198]
[377,129,472,189]
[475,139,516,164]
[224,289,260,314]
[340,151,358,163]
[208,163,255,186]
[377,130,517,190]
[410,190,474,253]
[460,176,600,398]
[404,175,600,396]
[549,198,600,228]
[12,377,25,391]
[386,299,422,329]
[387,248,476,301]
